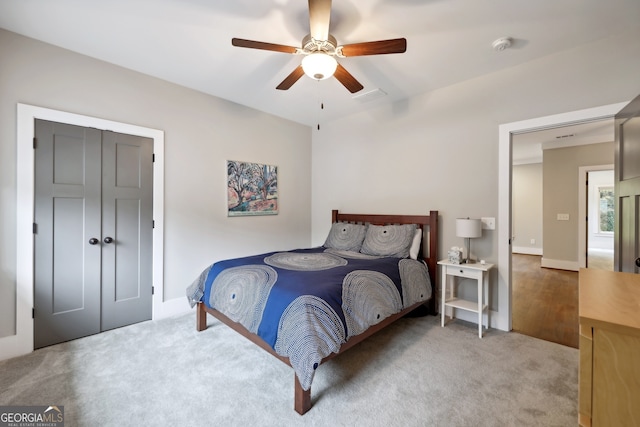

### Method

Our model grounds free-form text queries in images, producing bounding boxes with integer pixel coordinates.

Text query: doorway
[581,167,614,271]
[510,123,614,347]
[34,119,154,348]
[497,101,629,333]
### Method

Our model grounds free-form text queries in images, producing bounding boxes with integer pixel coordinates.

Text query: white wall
[0,30,312,348]
[311,29,640,330]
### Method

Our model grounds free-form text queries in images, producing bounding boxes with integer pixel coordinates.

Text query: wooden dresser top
[579,268,640,333]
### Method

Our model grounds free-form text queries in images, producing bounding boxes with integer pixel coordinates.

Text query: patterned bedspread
[186,247,432,391]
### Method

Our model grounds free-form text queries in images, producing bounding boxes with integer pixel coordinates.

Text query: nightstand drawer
[445,265,480,279]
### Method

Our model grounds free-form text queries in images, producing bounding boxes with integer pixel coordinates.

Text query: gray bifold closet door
[34,119,153,349]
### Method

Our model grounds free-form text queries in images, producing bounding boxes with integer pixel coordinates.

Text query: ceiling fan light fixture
[301,52,337,80]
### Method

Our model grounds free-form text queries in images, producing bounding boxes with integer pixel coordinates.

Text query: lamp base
[463,237,476,264]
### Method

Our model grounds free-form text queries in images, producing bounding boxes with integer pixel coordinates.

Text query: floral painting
[227,160,278,216]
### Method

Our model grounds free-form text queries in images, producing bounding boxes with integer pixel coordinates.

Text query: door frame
[8,103,168,360]
[498,101,628,332]
[578,164,614,269]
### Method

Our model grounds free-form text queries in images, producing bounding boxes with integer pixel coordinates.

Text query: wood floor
[512,251,613,349]
[512,254,579,348]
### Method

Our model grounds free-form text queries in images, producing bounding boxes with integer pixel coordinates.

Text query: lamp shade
[456,218,482,238]
[301,53,338,80]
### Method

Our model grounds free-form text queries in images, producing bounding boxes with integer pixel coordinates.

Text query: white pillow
[409,228,422,260]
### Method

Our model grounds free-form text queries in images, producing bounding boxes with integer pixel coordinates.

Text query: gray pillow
[323,222,368,252]
[360,224,417,258]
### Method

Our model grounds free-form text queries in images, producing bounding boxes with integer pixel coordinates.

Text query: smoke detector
[492,37,512,52]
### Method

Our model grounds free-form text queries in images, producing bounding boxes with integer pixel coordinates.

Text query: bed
[186,209,439,414]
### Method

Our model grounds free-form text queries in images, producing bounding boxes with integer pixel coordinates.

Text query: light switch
[557,213,570,221]
[481,217,495,230]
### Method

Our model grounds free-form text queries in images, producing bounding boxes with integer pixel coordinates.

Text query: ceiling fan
[231,0,406,93]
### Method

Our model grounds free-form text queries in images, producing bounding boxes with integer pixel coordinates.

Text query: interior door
[34,120,153,348]
[101,131,154,330]
[614,94,640,272]
[34,121,102,348]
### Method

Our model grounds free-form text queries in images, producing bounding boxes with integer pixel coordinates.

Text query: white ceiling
[1,0,639,127]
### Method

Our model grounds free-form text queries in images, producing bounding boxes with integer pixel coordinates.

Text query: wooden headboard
[331,209,439,315]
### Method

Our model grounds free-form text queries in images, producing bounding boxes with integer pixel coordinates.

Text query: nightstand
[438,259,494,338]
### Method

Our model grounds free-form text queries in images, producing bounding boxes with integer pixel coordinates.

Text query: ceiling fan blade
[232,38,298,54]
[308,0,332,41]
[276,66,306,90]
[340,38,407,57]
[334,64,364,93]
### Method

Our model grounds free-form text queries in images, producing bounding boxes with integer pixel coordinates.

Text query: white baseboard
[512,247,543,256]
[0,334,32,362]
[153,296,192,319]
[541,257,579,272]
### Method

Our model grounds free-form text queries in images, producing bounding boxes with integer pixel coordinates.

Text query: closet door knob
[104,237,114,244]
[635,257,640,268]
[89,238,99,245]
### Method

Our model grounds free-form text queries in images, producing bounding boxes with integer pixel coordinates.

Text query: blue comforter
[187,247,431,390]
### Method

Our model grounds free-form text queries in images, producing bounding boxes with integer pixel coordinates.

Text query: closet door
[34,120,153,349]
[101,131,153,330]
[34,120,102,348]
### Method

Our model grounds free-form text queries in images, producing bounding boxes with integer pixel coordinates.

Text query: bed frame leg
[294,374,311,415]
[196,303,207,332]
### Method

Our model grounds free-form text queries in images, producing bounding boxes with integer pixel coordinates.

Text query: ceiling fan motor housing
[302,34,338,55]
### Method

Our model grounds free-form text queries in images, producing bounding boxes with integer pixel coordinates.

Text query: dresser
[579,268,640,426]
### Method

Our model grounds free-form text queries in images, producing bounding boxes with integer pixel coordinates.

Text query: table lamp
[456,218,482,264]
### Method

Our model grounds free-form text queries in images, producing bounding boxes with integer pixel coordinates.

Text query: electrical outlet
[530,239,535,245]
[481,217,495,230]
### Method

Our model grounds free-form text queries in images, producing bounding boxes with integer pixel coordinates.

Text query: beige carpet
[0,312,578,426]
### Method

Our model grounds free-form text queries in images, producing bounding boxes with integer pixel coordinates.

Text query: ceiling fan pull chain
[316,81,322,131]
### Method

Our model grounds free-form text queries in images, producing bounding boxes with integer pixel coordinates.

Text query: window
[598,186,614,233]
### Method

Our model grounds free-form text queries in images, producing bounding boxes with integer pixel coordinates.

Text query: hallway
[512,254,579,348]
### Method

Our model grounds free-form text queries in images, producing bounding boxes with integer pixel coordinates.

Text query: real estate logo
[0,405,64,427]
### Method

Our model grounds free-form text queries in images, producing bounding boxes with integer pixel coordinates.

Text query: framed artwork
[227,160,278,216]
